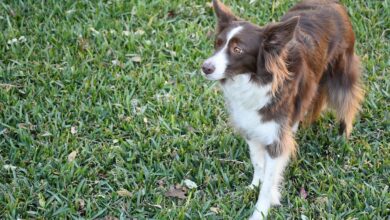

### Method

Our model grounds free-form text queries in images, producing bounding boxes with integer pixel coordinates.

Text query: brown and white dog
[201,0,363,219]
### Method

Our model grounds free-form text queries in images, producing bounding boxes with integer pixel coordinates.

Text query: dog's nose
[202,62,215,75]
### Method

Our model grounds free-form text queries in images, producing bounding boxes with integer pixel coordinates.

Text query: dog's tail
[327,54,364,138]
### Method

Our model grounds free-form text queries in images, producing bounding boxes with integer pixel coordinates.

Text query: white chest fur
[221,74,280,145]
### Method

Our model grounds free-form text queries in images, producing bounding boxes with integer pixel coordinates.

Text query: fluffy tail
[327,54,364,137]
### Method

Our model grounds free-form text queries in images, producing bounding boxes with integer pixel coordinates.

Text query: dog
[201,0,364,219]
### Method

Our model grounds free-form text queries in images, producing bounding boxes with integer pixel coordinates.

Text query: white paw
[250,201,269,220]
[249,178,260,188]
[249,210,265,220]
[246,183,258,190]
[270,189,281,206]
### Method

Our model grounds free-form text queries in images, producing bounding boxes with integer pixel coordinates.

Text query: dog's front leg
[249,151,290,220]
[247,139,266,188]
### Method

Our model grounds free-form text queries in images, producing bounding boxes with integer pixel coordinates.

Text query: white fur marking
[247,139,265,187]
[205,26,243,80]
[249,153,290,220]
[222,74,278,144]
[292,122,299,133]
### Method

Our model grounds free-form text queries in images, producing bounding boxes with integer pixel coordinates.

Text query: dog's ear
[258,16,299,95]
[213,0,238,32]
[263,16,299,54]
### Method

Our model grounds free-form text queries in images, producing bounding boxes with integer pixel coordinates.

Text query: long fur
[265,49,292,95]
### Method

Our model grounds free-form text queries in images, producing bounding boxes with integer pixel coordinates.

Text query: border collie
[201,0,363,219]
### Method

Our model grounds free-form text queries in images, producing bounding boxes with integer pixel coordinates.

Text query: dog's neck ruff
[221,74,278,145]
[221,74,272,111]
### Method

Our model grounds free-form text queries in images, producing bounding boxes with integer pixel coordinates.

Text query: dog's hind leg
[305,84,327,125]
[327,54,364,138]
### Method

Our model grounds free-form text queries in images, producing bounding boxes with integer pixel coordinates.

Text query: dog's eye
[233,46,243,54]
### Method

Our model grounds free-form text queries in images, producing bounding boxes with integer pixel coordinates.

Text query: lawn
[0,0,389,219]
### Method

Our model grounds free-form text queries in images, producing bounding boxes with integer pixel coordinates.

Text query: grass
[0,0,389,219]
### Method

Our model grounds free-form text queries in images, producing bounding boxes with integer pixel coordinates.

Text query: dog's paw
[246,184,258,190]
[249,178,261,188]
[248,211,265,220]
[270,189,281,206]
[249,201,270,220]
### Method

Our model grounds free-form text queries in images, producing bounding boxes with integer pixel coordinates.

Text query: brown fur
[266,125,296,158]
[212,0,238,32]
[265,49,291,95]
[262,16,300,95]
[203,1,364,217]
[265,0,364,141]
[209,0,364,156]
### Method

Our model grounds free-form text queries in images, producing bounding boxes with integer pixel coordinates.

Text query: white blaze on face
[204,26,243,80]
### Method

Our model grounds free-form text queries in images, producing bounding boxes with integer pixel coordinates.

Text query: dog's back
[285,0,355,62]
[281,0,364,136]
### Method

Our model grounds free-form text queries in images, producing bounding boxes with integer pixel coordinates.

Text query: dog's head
[202,0,299,93]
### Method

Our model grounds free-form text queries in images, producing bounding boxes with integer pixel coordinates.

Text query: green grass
[0,0,389,219]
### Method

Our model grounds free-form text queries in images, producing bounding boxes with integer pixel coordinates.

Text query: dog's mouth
[201,65,240,81]
[203,72,225,81]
